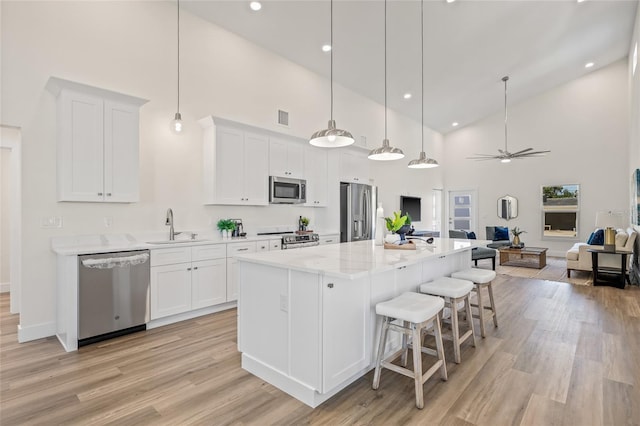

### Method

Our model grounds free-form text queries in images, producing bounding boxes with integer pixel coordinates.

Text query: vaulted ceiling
[183,0,638,134]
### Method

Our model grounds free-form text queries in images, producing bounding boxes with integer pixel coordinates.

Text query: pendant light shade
[310,119,354,147]
[170,0,184,135]
[407,0,438,169]
[309,0,354,148]
[369,0,403,161]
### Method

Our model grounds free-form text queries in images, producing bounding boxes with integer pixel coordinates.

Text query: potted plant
[300,216,310,231]
[511,226,526,246]
[385,211,411,243]
[216,219,236,238]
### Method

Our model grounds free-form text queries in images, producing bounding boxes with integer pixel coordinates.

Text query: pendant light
[369,0,404,161]
[408,0,438,169]
[170,0,184,135]
[309,0,354,148]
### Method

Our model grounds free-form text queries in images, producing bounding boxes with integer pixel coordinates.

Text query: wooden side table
[587,248,631,289]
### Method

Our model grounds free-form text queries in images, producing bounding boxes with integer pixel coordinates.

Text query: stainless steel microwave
[269,176,306,204]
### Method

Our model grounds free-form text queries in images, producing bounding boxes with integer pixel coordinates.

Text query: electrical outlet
[40,216,63,228]
[103,216,113,228]
[279,295,288,313]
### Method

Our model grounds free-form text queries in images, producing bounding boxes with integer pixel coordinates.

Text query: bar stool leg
[401,320,409,367]
[465,294,477,348]
[412,323,424,409]
[433,315,448,381]
[475,285,487,338]
[487,282,498,327]
[372,316,390,390]
[450,297,461,363]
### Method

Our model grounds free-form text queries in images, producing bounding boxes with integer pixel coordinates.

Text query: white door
[243,131,269,205]
[191,259,227,309]
[448,190,477,234]
[104,100,140,202]
[215,126,245,204]
[150,264,192,319]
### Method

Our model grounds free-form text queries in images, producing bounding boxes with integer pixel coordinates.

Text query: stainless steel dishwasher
[78,250,150,346]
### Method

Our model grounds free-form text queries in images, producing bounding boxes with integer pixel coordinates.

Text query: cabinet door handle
[106,193,112,196]
[187,267,192,271]
[193,266,198,270]
[327,283,334,288]
[98,192,103,196]
[325,240,333,243]
[238,248,249,251]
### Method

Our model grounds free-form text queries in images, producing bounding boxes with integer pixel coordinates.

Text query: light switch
[103,216,113,228]
[41,216,63,228]
[279,295,288,312]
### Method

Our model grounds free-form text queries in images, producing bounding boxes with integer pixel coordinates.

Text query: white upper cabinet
[200,116,269,206]
[304,145,328,207]
[339,149,370,184]
[269,137,304,178]
[46,77,147,202]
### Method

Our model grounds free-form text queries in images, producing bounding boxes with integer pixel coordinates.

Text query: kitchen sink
[146,239,209,245]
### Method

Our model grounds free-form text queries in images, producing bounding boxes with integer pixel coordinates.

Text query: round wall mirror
[497,195,518,220]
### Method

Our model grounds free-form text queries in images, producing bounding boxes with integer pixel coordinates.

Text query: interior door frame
[446,189,478,237]
[1,125,22,314]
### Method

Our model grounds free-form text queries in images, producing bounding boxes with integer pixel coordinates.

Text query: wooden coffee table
[498,246,548,269]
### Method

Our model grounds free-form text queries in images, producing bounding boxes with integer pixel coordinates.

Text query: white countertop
[236,238,490,279]
[51,232,290,256]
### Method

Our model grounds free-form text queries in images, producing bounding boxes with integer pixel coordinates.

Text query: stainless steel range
[282,233,320,249]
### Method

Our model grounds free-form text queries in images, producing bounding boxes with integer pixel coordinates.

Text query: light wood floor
[2,276,640,425]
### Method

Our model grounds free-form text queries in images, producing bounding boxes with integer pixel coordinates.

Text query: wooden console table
[588,248,631,289]
[498,246,548,269]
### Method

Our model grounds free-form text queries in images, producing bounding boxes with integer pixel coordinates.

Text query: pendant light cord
[177,0,181,114]
[420,0,424,151]
[330,0,334,121]
[384,0,388,139]
[503,76,509,152]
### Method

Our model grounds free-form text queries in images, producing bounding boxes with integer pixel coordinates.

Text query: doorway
[448,189,478,236]
[1,126,22,314]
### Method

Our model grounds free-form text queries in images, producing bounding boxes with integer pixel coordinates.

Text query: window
[542,184,579,239]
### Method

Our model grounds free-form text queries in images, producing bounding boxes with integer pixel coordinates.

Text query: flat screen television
[400,196,421,222]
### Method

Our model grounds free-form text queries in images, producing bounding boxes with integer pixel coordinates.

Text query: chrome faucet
[165,208,180,240]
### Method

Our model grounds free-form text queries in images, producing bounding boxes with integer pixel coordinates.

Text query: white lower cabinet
[322,275,370,392]
[318,233,340,245]
[226,241,257,302]
[150,244,227,320]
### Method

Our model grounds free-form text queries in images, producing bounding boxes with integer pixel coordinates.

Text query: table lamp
[595,211,625,251]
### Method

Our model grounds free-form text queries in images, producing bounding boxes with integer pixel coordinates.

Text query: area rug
[480,256,593,286]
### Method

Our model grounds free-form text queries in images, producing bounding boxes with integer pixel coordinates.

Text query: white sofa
[566,227,637,277]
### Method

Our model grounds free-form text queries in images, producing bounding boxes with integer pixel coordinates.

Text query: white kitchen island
[236,238,488,408]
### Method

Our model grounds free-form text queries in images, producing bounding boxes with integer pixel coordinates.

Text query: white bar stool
[372,292,447,409]
[420,277,476,363]
[451,268,498,338]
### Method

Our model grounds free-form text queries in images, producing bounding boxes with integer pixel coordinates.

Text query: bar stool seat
[420,277,476,363]
[373,292,447,409]
[451,268,498,338]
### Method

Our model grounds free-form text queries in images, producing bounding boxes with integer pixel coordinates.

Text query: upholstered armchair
[449,230,497,270]
[485,226,511,249]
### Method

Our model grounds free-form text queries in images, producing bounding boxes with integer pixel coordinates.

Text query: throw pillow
[466,231,477,239]
[588,229,604,245]
[586,231,595,244]
[494,226,509,241]
[615,231,629,248]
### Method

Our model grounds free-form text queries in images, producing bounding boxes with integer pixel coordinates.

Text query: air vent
[278,110,289,126]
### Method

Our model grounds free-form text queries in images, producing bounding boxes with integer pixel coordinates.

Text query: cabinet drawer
[269,239,282,250]
[151,247,191,266]
[257,241,270,252]
[192,244,226,261]
[227,241,257,257]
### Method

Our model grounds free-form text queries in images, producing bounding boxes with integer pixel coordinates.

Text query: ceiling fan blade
[510,148,534,156]
[468,157,501,161]
[513,150,551,157]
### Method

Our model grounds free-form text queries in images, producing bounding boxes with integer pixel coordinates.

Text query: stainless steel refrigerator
[340,182,377,242]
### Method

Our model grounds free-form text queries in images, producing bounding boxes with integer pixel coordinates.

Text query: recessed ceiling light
[446,0,456,3]
[249,2,262,11]
[322,44,332,52]
[585,62,594,68]
[633,42,638,76]
[577,0,586,3]
[452,122,459,127]
[403,93,412,99]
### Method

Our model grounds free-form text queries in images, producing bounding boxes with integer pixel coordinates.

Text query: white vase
[375,203,385,246]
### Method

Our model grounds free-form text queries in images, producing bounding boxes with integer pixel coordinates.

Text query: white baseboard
[0,281,10,293]
[18,321,56,343]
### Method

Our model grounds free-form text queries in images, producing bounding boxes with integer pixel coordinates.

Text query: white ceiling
[182,0,638,134]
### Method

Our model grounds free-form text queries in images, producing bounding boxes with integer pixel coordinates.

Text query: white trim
[18,321,56,343]
[0,282,9,293]
[146,302,237,330]
[0,126,22,315]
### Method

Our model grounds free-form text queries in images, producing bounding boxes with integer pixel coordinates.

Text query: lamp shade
[310,119,354,147]
[595,211,624,229]
[408,151,439,168]
[368,139,404,161]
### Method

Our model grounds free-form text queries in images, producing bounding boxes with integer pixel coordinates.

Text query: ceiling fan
[468,76,550,163]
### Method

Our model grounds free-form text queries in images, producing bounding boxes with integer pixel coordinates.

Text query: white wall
[1,1,443,339]
[630,6,640,177]
[443,60,629,256]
